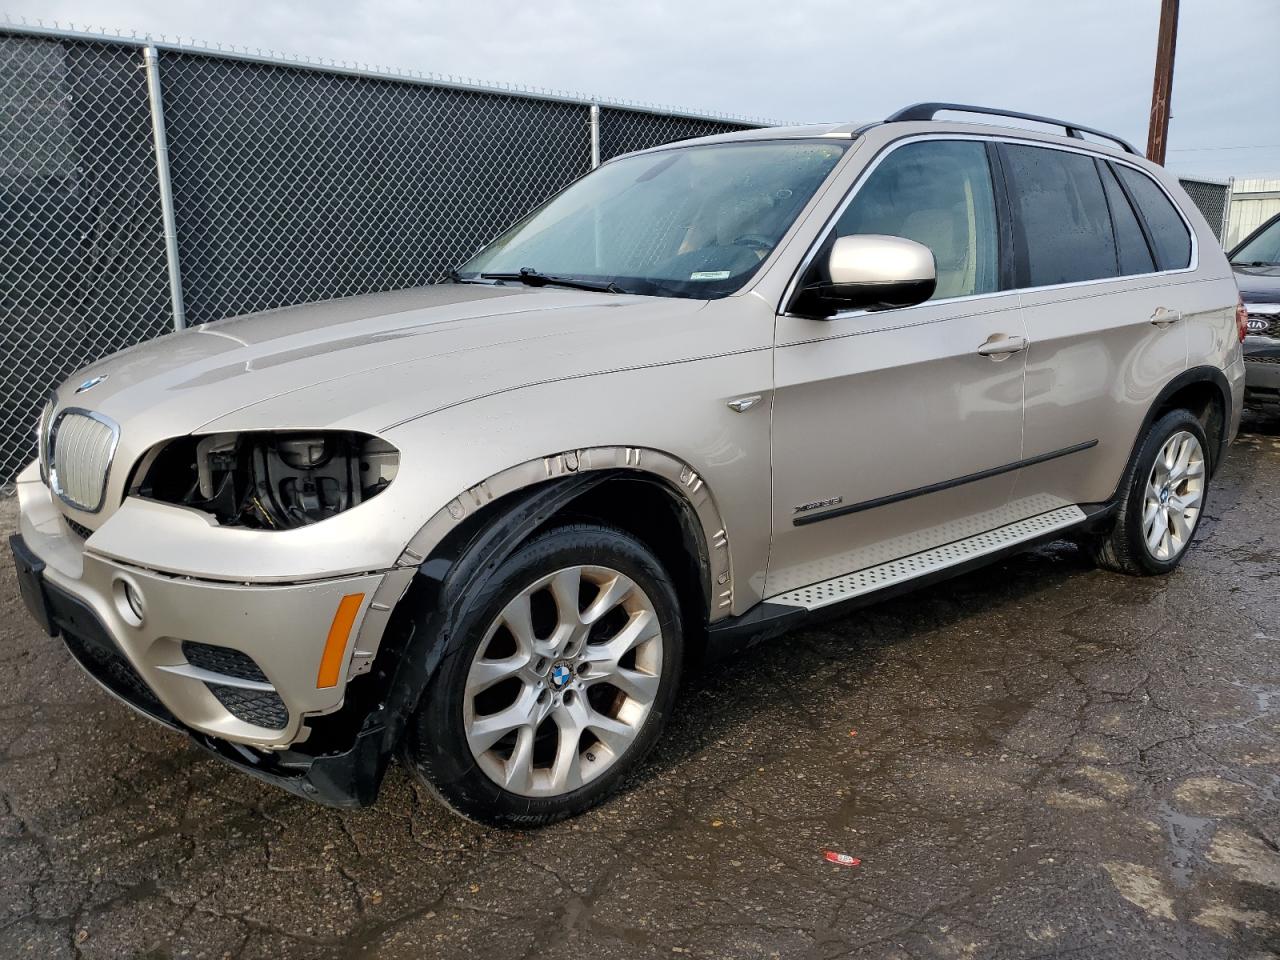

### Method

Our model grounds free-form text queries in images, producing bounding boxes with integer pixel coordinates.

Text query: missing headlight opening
[137,432,399,529]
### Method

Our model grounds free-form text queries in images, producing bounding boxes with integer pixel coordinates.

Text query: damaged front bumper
[10,462,423,807]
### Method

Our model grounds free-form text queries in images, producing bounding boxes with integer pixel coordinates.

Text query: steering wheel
[732,235,774,252]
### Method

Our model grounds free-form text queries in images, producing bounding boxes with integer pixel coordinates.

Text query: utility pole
[1146,0,1179,165]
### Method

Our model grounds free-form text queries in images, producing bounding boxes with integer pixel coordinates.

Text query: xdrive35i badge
[74,374,108,393]
[794,496,843,514]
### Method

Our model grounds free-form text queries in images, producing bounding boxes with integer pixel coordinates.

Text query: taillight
[1236,297,1249,343]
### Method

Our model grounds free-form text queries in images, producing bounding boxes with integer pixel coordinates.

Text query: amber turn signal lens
[317,593,365,688]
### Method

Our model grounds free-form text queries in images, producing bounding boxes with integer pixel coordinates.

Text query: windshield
[1232,216,1280,266]
[458,140,849,298]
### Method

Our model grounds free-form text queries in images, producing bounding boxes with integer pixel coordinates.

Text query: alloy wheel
[1142,430,1205,562]
[462,564,664,797]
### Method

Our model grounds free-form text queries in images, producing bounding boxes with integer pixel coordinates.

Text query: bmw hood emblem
[75,374,108,393]
[550,662,572,688]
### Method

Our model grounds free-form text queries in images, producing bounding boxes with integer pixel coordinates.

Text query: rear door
[1003,144,1195,510]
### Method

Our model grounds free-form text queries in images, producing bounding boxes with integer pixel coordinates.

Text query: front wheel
[405,523,683,826]
[1093,408,1210,576]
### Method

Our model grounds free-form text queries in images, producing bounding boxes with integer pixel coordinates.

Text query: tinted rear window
[1114,165,1192,271]
[1001,144,1117,287]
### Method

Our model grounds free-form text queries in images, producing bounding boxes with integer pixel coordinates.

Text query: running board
[769,505,1088,611]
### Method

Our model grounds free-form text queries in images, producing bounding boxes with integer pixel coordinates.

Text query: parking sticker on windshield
[690,270,731,281]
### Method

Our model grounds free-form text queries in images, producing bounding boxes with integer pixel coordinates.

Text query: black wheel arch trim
[195,473,619,807]
[298,468,714,806]
[1110,365,1233,503]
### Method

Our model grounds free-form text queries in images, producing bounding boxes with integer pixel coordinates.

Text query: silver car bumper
[14,461,403,749]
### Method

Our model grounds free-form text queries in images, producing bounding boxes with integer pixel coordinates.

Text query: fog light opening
[112,578,145,627]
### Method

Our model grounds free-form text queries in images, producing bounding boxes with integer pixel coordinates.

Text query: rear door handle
[1150,306,1183,326]
[977,333,1028,359]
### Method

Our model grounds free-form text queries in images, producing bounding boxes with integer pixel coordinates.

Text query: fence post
[1221,177,1234,248]
[589,103,601,169]
[142,44,187,330]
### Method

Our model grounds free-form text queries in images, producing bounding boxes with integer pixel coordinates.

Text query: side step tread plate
[770,505,1087,611]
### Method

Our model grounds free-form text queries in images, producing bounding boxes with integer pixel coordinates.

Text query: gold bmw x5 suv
[10,103,1247,824]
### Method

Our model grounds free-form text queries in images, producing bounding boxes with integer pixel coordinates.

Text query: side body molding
[396,446,735,620]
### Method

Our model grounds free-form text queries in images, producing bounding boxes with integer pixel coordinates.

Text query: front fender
[379,341,774,618]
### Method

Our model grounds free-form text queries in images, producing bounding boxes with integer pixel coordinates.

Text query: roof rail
[884,102,1139,155]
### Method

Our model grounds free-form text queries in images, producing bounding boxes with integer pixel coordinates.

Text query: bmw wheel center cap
[550,661,573,688]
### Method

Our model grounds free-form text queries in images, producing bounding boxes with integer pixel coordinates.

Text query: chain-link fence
[1,33,175,489]
[596,107,750,166]
[0,24,760,488]
[10,25,1238,493]
[1177,177,1232,244]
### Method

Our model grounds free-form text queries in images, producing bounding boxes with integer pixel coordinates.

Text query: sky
[8,0,1278,180]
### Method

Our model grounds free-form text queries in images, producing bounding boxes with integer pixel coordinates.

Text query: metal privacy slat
[50,412,116,511]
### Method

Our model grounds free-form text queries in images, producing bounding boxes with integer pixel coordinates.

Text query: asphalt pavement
[1,414,1277,959]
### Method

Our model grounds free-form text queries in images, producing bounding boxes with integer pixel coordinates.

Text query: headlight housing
[136,431,399,529]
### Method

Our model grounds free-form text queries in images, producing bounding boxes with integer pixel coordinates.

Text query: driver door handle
[977,333,1028,358]
[1150,306,1183,327]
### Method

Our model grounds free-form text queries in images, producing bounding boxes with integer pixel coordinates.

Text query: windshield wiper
[479,267,627,295]
[1233,261,1278,268]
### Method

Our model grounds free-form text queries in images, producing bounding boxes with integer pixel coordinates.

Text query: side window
[1000,144,1117,287]
[1099,162,1156,276]
[833,140,999,300]
[1114,165,1193,271]
[1230,215,1280,266]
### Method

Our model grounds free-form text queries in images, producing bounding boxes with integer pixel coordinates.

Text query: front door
[767,138,1028,597]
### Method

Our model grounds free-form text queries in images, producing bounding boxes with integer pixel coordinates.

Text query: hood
[55,284,709,444]
[1233,264,1280,304]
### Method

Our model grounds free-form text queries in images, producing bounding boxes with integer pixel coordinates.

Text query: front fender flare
[397,446,734,621]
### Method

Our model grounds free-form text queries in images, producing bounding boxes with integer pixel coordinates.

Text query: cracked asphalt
[2,415,1278,960]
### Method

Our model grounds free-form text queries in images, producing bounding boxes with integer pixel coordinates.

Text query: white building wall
[1226,179,1280,249]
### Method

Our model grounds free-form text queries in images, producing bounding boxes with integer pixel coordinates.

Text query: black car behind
[1231,212,1280,408]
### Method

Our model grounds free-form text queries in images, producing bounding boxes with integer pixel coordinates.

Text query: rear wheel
[1093,408,1209,576]
[405,523,682,825]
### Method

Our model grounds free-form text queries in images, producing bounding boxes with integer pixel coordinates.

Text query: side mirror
[793,234,937,316]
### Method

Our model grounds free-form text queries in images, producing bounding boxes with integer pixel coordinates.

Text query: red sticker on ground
[823,851,861,867]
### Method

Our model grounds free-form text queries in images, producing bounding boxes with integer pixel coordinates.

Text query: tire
[1092,408,1210,576]
[404,523,683,826]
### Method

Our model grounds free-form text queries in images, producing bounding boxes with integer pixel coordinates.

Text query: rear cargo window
[1113,165,1193,271]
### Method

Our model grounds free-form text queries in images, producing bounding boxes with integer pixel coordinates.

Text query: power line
[1169,144,1280,153]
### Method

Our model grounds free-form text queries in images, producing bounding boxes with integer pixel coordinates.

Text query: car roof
[620,103,1142,164]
